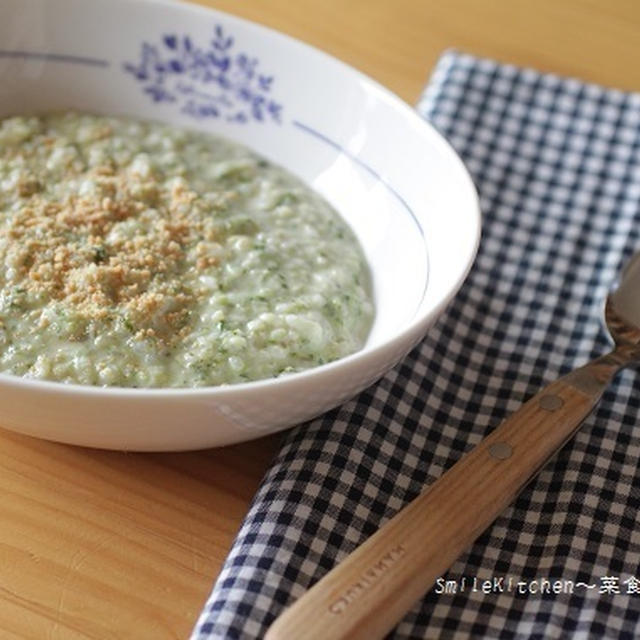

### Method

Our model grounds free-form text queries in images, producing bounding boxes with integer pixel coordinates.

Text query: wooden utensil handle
[266,353,622,640]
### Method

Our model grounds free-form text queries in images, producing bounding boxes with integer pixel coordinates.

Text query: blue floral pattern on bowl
[123,25,282,123]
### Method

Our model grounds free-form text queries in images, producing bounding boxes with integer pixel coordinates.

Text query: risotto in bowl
[0,0,480,450]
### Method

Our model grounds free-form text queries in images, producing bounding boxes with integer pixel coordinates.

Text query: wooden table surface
[3,1,640,638]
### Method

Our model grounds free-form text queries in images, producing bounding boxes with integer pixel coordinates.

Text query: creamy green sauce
[0,112,373,387]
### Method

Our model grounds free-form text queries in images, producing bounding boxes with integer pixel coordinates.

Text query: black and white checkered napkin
[192,51,640,639]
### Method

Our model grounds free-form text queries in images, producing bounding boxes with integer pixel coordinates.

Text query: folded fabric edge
[419,48,640,123]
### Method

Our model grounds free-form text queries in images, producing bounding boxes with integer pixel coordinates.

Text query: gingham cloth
[192,51,640,639]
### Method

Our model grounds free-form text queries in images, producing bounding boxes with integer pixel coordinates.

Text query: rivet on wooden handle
[266,353,621,640]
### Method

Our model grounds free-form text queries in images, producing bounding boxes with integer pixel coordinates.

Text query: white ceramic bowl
[0,0,480,450]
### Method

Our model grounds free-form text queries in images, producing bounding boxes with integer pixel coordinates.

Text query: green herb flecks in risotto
[0,112,373,387]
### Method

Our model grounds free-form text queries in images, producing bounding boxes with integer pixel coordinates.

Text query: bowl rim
[0,0,481,399]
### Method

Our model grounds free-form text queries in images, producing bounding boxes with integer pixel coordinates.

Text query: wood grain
[0,429,281,639]
[1,1,640,638]
[192,0,640,103]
